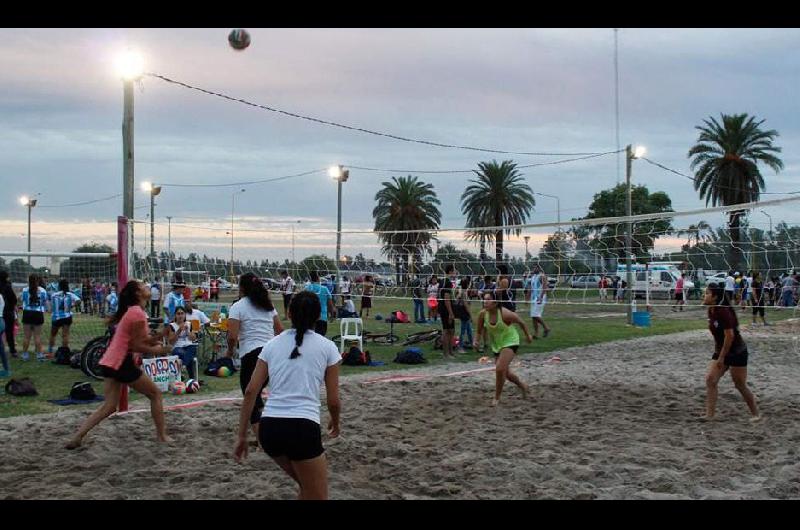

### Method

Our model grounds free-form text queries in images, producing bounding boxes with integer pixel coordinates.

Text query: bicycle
[330,330,400,345]
[80,327,114,380]
[402,329,442,346]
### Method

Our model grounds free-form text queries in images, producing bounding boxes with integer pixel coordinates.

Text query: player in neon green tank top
[474,291,533,407]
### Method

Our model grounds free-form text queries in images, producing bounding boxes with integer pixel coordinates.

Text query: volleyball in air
[228,29,251,51]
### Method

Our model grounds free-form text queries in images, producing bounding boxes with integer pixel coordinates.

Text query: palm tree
[680,220,713,248]
[460,160,536,264]
[687,113,783,269]
[373,176,442,279]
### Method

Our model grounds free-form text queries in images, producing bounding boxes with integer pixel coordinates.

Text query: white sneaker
[36,352,47,362]
[21,352,30,361]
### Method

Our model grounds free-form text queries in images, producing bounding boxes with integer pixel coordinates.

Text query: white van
[617,263,695,300]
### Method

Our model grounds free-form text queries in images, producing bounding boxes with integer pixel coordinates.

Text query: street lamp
[625,144,646,324]
[523,235,530,261]
[166,215,173,273]
[291,220,301,264]
[534,192,561,226]
[230,188,246,281]
[329,165,350,269]
[19,195,38,264]
[116,50,144,274]
[140,181,162,258]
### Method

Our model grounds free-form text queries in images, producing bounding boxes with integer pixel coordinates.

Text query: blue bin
[632,311,651,327]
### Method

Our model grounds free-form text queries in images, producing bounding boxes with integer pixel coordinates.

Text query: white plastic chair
[339,318,364,353]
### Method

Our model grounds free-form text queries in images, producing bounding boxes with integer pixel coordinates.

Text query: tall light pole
[291,220,301,264]
[116,50,144,273]
[229,188,246,281]
[166,215,173,274]
[523,235,530,262]
[140,181,162,258]
[19,196,38,265]
[534,192,561,227]
[329,165,350,270]
[626,144,646,324]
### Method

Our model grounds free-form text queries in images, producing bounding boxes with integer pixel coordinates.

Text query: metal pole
[336,179,342,267]
[614,29,621,186]
[626,144,633,325]
[26,204,31,265]
[122,79,135,278]
[150,192,155,258]
[230,194,235,281]
[166,215,172,274]
[291,224,295,264]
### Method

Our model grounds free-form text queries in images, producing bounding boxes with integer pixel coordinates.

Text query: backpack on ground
[204,357,237,376]
[342,346,371,366]
[393,347,426,364]
[392,311,410,324]
[5,378,38,396]
[69,352,81,369]
[53,346,73,365]
[69,382,97,400]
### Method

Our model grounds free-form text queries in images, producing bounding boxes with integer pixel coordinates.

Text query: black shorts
[674,292,684,301]
[314,320,328,336]
[712,350,749,368]
[101,354,143,384]
[441,315,455,331]
[52,316,73,330]
[493,345,519,357]
[259,417,324,461]
[361,296,372,309]
[21,310,44,326]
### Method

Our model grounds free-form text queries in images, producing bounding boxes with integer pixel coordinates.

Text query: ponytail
[287,291,321,359]
[28,274,40,305]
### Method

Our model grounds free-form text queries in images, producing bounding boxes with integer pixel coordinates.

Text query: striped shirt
[106,292,119,315]
[166,291,185,319]
[21,287,48,312]
[51,291,80,321]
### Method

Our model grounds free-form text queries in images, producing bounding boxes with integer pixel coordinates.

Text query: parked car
[260,277,281,291]
[570,275,602,289]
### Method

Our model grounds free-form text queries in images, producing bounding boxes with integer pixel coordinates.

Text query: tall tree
[581,184,674,259]
[460,160,535,264]
[687,113,783,269]
[373,176,442,278]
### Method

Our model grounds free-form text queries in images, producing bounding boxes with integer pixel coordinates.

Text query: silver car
[570,275,602,289]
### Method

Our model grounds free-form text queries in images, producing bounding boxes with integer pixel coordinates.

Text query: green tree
[687,113,784,270]
[373,175,442,278]
[582,184,674,259]
[60,243,116,282]
[460,160,535,264]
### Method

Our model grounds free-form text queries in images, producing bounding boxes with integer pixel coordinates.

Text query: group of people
[0,272,118,373]
[78,279,118,317]
[49,261,766,501]
[67,273,341,500]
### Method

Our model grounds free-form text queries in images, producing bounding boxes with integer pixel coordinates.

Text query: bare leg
[271,455,301,485]
[535,317,550,335]
[33,326,43,356]
[730,366,759,418]
[493,348,521,406]
[49,327,58,351]
[704,361,727,419]
[531,318,539,338]
[129,374,172,442]
[62,326,71,349]
[22,325,32,353]
[66,378,122,448]
[290,454,329,500]
[442,329,453,358]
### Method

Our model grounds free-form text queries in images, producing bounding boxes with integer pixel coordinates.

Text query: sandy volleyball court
[1,321,798,499]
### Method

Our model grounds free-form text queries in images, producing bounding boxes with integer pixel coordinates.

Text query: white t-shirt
[186,309,210,326]
[258,330,341,424]
[281,276,295,295]
[724,275,735,292]
[344,299,356,313]
[170,322,194,348]
[340,279,351,294]
[150,284,161,301]
[228,297,279,355]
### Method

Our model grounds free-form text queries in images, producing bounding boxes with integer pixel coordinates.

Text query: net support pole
[117,216,130,412]
[625,144,633,325]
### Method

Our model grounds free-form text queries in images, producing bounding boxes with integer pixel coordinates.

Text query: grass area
[1,295,795,418]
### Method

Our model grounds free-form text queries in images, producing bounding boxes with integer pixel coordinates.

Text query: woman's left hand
[233,437,248,463]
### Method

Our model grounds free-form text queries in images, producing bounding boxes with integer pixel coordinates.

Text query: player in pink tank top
[66,280,174,449]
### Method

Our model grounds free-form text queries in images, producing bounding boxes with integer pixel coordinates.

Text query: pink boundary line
[114,397,242,416]
[361,366,495,385]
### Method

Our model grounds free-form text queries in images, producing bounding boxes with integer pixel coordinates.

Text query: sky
[1,27,799,268]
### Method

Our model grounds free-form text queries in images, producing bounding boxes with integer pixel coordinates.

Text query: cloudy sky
[1,28,798,266]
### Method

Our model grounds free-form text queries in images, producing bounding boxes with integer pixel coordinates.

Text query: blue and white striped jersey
[21,287,48,312]
[51,290,81,320]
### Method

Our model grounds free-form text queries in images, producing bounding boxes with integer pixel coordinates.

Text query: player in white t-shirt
[234,290,341,500]
[227,273,284,439]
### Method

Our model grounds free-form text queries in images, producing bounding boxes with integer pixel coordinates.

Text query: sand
[1,319,798,500]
